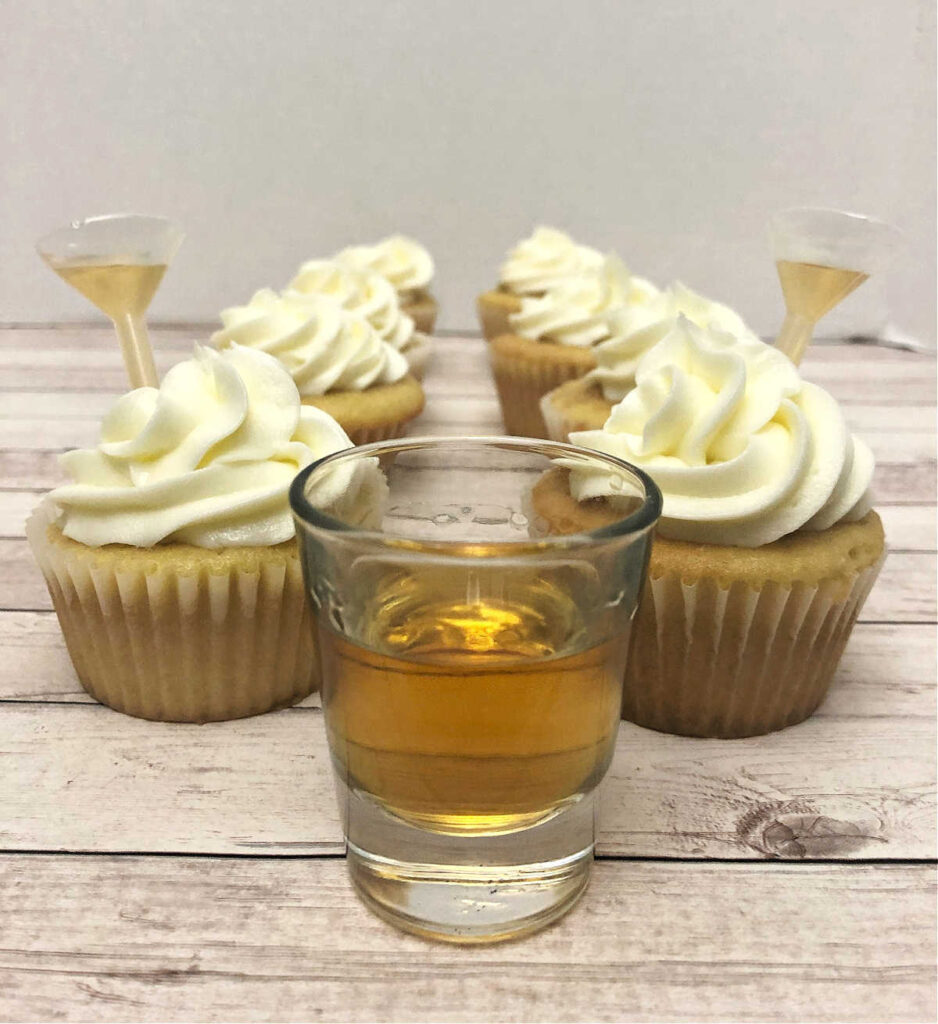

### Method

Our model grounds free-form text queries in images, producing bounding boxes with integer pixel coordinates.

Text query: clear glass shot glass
[290,437,661,943]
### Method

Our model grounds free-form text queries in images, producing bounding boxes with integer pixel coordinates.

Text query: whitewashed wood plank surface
[4,388,932,435]
[2,616,931,714]
[0,327,934,1024]
[1,628,933,860]
[0,856,934,1024]
[0,332,935,403]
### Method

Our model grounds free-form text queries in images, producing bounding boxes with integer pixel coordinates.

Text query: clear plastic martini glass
[37,214,185,388]
[769,207,901,365]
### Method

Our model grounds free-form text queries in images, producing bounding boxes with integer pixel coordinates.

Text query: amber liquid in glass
[51,260,167,319]
[775,260,868,321]
[318,569,628,836]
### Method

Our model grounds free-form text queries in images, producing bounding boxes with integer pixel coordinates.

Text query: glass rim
[768,206,904,244]
[36,213,184,257]
[289,434,662,553]
[770,205,893,225]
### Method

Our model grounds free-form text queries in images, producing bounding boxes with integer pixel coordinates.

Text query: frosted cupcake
[541,282,755,440]
[533,317,884,738]
[336,234,437,333]
[477,226,607,341]
[490,254,660,437]
[287,259,432,378]
[213,289,424,445]
[26,344,383,722]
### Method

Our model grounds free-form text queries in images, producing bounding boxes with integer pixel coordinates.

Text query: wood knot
[737,801,886,858]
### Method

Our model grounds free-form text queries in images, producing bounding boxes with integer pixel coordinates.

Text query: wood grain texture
[0,619,933,860]
[0,327,934,1023]
[0,855,934,1024]
[0,331,934,399]
[1,616,931,712]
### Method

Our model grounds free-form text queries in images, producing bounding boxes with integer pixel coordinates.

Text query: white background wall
[2,0,934,343]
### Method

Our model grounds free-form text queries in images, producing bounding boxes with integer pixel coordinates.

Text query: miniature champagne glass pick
[769,207,902,365]
[37,214,185,388]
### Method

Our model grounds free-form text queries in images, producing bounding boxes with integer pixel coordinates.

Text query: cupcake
[490,254,660,438]
[476,226,606,341]
[541,282,755,441]
[534,316,884,738]
[212,289,425,445]
[336,234,437,333]
[26,344,383,723]
[287,259,432,379]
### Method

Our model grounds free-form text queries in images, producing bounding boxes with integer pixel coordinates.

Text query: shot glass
[290,437,660,943]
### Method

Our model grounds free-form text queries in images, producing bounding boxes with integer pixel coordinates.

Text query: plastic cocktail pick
[769,207,901,365]
[38,214,185,389]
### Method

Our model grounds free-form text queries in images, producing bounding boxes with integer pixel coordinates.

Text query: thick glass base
[340,782,597,944]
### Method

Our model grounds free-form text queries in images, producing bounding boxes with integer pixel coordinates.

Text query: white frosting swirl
[212,289,408,396]
[509,255,660,348]
[588,281,757,401]
[567,317,873,547]
[286,258,423,355]
[499,226,605,295]
[336,235,434,296]
[49,344,385,548]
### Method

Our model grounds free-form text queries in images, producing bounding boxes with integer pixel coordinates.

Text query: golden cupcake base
[27,505,316,723]
[302,374,425,446]
[529,468,885,738]
[477,289,522,341]
[540,376,613,440]
[489,334,597,438]
[401,291,438,335]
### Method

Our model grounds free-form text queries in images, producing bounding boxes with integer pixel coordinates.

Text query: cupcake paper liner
[403,334,433,381]
[476,290,522,341]
[540,391,572,442]
[623,556,884,738]
[490,337,597,438]
[401,293,438,335]
[27,503,316,723]
[539,388,611,442]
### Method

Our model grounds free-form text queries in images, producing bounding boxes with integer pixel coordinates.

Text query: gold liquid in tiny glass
[775,259,868,321]
[318,567,628,836]
[49,259,167,319]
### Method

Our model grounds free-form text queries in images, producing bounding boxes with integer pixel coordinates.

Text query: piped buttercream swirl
[567,317,873,547]
[498,226,605,295]
[588,281,757,401]
[336,235,434,297]
[287,258,424,355]
[212,289,408,396]
[509,254,660,348]
[50,345,383,548]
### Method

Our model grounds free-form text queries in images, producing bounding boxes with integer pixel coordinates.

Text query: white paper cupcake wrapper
[401,296,437,335]
[539,392,568,442]
[491,351,591,438]
[27,502,316,722]
[623,556,885,737]
[403,335,433,381]
[477,292,519,341]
